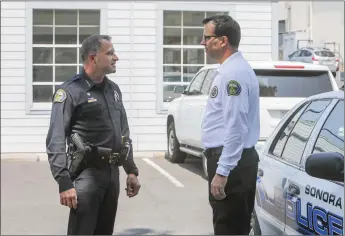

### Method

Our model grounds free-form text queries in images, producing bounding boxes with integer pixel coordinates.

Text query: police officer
[46,34,141,235]
[200,15,260,235]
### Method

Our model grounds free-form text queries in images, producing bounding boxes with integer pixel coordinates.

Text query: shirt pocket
[80,102,104,116]
[112,101,122,111]
[111,101,122,126]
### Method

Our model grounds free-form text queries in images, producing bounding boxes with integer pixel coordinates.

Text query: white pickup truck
[165,61,339,178]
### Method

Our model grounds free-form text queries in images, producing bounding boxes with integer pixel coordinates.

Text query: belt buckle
[109,153,119,165]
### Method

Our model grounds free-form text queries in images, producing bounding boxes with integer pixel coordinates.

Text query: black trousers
[205,147,259,235]
[67,165,120,235]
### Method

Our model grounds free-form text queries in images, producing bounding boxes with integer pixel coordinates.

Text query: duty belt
[99,152,120,165]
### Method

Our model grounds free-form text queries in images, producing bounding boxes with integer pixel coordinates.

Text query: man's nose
[200,39,206,46]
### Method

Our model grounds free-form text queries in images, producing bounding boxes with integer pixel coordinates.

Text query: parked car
[250,90,344,235]
[288,47,338,76]
[166,61,339,178]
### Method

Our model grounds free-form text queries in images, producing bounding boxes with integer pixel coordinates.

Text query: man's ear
[88,53,96,63]
[221,36,228,47]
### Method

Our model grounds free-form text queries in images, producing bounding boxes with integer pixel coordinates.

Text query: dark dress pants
[67,165,120,235]
[206,147,259,235]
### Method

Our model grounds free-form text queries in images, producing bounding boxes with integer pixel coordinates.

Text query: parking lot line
[142,158,185,188]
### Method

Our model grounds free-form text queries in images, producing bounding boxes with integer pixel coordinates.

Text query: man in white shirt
[200,15,260,235]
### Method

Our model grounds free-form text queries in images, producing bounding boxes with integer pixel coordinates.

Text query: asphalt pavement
[1,155,213,235]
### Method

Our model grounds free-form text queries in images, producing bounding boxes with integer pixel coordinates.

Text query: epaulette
[71,74,81,81]
[57,74,82,90]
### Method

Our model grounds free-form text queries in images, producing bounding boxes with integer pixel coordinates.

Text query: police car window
[270,101,309,157]
[281,99,332,166]
[255,70,333,98]
[312,100,344,156]
[188,70,207,95]
[201,69,216,95]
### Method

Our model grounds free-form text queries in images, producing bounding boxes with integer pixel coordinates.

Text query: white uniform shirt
[201,51,260,177]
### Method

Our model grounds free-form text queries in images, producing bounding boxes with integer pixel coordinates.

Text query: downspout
[309,1,313,41]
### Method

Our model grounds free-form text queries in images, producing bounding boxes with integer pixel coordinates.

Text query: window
[314,50,335,57]
[30,7,101,109]
[255,70,333,98]
[201,69,216,95]
[281,99,332,166]
[187,70,207,95]
[312,100,344,155]
[290,51,301,58]
[162,10,228,104]
[270,102,310,157]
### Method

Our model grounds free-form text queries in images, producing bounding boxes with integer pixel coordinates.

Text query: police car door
[256,99,311,235]
[285,99,344,235]
[276,99,342,234]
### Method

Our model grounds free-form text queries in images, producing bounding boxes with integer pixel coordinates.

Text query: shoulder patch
[227,80,242,96]
[210,86,218,98]
[114,90,120,102]
[53,89,67,103]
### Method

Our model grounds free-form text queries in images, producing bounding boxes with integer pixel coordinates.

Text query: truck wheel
[166,121,186,163]
[249,209,261,235]
[202,153,208,179]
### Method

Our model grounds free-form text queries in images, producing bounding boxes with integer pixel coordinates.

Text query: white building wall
[0,1,276,155]
[277,1,344,62]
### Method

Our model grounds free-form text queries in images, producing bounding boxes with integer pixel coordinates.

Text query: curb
[1,152,167,162]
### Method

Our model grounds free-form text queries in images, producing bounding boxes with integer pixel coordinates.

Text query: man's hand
[211,174,228,200]
[60,188,77,209]
[126,174,141,198]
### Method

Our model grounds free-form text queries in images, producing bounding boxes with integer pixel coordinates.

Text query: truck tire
[166,121,186,163]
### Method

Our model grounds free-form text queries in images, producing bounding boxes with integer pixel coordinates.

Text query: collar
[80,68,110,91]
[216,51,242,73]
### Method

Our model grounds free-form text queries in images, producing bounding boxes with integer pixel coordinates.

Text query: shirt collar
[80,68,110,91]
[216,51,242,73]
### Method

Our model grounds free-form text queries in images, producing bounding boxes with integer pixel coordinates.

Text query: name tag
[88,97,97,103]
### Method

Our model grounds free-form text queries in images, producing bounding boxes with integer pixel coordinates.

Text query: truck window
[254,70,333,97]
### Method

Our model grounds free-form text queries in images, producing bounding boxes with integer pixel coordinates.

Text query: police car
[166,61,339,178]
[250,90,344,235]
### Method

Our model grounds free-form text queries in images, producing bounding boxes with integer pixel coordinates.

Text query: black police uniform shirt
[46,69,138,193]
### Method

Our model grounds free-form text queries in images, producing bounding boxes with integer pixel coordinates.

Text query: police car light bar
[274,65,305,69]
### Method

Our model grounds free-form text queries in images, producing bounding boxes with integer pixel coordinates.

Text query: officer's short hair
[80,35,112,63]
[202,15,241,48]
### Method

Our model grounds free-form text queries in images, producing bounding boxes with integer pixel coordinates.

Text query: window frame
[25,2,108,115]
[155,2,236,114]
[200,68,216,95]
[186,68,208,96]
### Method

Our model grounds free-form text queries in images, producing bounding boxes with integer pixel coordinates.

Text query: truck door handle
[258,168,264,177]
[288,184,300,196]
